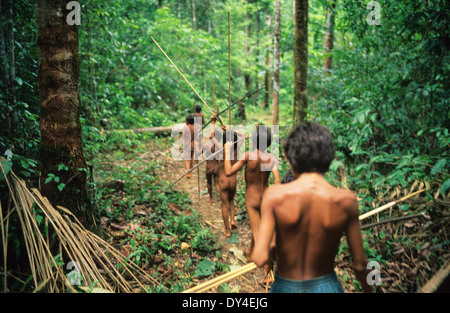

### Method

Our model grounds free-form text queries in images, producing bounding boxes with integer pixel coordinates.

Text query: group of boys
[180,106,372,293]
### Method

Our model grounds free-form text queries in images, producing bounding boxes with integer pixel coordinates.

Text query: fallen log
[101,124,185,136]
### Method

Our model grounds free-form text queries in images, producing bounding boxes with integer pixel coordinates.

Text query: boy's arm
[179,125,188,149]
[272,167,281,185]
[271,156,281,184]
[250,187,276,267]
[224,143,247,176]
[209,114,222,148]
[345,197,373,293]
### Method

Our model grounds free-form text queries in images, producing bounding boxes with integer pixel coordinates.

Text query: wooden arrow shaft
[186,86,265,147]
[164,135,248,191]
[151,36,217,118]
[358,188,427,220]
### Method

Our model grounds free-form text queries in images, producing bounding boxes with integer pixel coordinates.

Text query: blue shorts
[270,272,345,293]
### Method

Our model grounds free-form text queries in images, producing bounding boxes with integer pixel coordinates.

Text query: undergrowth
[83,126,228,292]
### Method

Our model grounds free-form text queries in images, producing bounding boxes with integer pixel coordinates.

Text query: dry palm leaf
[0,159,157,293]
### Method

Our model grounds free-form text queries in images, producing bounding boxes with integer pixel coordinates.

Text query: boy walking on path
[251,122,372,293]
[224,125,280,285]
[208,115,242,238]
[224,125,281,257]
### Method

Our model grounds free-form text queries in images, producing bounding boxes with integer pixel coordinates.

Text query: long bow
[164,135,248,191]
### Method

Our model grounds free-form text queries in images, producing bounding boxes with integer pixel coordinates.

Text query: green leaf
[57,183,66,191]
[193,259,216,277]
[225,233,240,244]
[431,159,447,175]
[58,164,68,171]
[0,161,13,181]
[441,178,450,195]
[45,176,53,184]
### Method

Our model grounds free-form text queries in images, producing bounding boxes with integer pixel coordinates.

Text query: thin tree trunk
[323,0,335,72]
[1,0,17,135]
[239,10,251,120]
[192,0,196,30]
[254,9,262,106]
[264,13,271,109]
[293,0,308,123]
[272,0,281,125]
[36,0,98,232]
[0,3,10,136]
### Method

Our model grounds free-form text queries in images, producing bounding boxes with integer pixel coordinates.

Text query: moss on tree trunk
[36,0,99,233]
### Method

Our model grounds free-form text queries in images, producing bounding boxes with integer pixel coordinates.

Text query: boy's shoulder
[263,182,291,202]
[328,187,359,214]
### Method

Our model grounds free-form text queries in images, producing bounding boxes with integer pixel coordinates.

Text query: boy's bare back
[240,150,279,208]
[251,122,372,292]
[259,173,365,280]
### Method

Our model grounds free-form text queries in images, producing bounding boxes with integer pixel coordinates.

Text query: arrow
[151,35,225,126]
[164,135,249,191]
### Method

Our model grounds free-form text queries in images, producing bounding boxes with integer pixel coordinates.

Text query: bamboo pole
[164,135,249,191]
[359,188,427,221]
[182,262,257,293]
[150,36,217,119]
[213,80,217,114]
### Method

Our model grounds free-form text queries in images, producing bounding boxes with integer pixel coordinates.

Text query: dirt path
[157,138,268,293]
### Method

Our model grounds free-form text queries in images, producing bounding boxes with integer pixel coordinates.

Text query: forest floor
[96,130,449,293]
[153,138,269,293]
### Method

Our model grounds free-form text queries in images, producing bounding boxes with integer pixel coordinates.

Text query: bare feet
[207,198,214,203]
[231,222,238,230]
[224,231,231,238]
[186,172,191,179]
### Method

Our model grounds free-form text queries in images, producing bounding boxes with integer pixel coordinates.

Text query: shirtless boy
[224,125,281,258]
[251,122,372,293]
[181,114,195,179]
[203,126,221,203]
[209,115,241,238]
[194,105,205,125]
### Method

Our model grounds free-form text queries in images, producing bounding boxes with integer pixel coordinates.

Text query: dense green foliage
[0,0,448,293]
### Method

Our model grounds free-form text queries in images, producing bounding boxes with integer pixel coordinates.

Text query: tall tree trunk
[264,13,271,109]
[0,0,17,136]
[254,8,260,106]
[323,0,335,72]
[293,0,308,123]
[272,0,281,125]
[36,0,98,232]
[239,10,251,120]
[191,0,196,30]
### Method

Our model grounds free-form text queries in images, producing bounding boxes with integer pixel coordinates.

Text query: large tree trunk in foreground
[36,0,98,232]
[293,0,308,123]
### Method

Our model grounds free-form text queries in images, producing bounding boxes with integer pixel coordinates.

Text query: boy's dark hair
[252,124,272,151]
[185,114,195,125]
[194,105,202,113]
[281,169,296,184]
[223,130,239,151]
[283,122,335,175]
